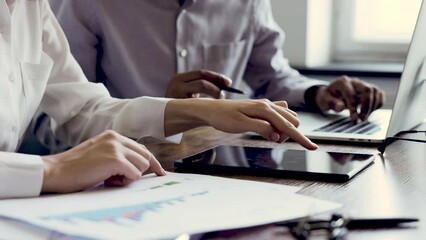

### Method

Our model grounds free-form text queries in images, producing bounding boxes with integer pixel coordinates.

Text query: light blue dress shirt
[50,0,325,107]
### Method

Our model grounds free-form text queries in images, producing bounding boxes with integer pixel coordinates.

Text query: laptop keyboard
[313,118,382,135]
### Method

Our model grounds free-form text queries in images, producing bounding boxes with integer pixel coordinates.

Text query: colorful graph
[41,191,209,225]
[148,181,181,190]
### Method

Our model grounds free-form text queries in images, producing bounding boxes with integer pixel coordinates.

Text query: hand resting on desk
[41,130,166,194]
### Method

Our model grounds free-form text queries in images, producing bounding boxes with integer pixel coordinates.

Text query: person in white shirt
[0,0,317,199]
[50,0,384,121]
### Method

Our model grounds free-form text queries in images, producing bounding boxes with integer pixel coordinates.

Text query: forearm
[164,98,211,136]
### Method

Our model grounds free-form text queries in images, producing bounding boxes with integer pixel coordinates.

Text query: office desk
[143,124,426,240]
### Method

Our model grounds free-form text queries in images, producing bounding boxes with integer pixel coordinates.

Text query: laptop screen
[387,0,426,138]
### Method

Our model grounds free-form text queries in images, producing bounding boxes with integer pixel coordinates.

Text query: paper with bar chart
[0,172,340,240]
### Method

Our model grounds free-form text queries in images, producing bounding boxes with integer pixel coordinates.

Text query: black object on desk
[377,130,426,154]
[276,214,419,240]
[175,146,375,182]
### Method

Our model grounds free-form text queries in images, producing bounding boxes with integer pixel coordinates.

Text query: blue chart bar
[41,191,210,225]
[42,196,185,224]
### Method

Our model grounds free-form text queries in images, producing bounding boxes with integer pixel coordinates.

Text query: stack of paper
[0,172,340,240]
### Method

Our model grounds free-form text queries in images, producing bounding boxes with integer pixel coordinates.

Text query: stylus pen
[276,217,419,229]
[219,85,245,94]
[344,218,419,229]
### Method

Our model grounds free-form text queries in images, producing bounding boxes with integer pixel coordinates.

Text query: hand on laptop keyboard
[314,76,385,123]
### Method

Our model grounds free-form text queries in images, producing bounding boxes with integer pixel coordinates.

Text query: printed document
[0,172,340,240]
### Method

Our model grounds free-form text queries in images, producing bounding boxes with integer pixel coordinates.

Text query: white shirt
[0,0,174,199]
[50,0,325,105]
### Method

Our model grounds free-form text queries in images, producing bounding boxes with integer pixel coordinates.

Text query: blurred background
[270,0,422,108]
[271,0,421,67]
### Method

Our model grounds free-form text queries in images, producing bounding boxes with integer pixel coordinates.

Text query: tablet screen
[174,146,375,181]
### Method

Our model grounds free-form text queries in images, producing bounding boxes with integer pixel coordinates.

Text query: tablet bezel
[174,146,375,182]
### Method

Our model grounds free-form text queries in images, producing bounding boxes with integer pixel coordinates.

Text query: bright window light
[354,0,422,43]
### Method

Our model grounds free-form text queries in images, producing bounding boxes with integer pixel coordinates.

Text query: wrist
[41,155,58,193]
[165,98,212,136]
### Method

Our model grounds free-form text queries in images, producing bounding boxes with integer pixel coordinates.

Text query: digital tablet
[174,146,375,182]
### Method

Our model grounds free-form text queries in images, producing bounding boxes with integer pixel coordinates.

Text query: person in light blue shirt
[25,0,384,154]
[50,0,384,121]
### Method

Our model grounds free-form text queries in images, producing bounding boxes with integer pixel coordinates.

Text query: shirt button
[12,125,17,132]
[179,49,188,58]
[0,25,7,33]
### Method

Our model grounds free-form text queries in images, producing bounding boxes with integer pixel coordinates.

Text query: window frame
[332,0,412,63]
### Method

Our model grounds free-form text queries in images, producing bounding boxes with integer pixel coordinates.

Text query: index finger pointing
[340,78,359,122]
[117,135,166,176]
[140,145,166,176]
[278,120,319,150]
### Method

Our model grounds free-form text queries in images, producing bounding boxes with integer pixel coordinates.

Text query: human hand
[165,70,233,99]
[165,99,318,150]
[315,76,385,122]
[41,130,165,194]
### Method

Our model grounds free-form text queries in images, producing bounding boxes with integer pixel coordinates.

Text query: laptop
[297,1,426,143]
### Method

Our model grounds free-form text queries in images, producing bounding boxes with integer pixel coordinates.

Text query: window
[333,0,422,63]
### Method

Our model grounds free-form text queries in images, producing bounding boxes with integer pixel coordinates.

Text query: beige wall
[271,0,333,67]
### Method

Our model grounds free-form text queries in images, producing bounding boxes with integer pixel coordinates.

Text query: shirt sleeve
[49,0,101,83]
[39,0,181,146]
[243,0,327,108]
[0,152,43,199]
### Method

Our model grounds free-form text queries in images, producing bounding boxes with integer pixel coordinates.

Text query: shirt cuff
[112,96,182,143]
[286,79,327,108]
[0,152,43,199]
[303,85,326,112]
